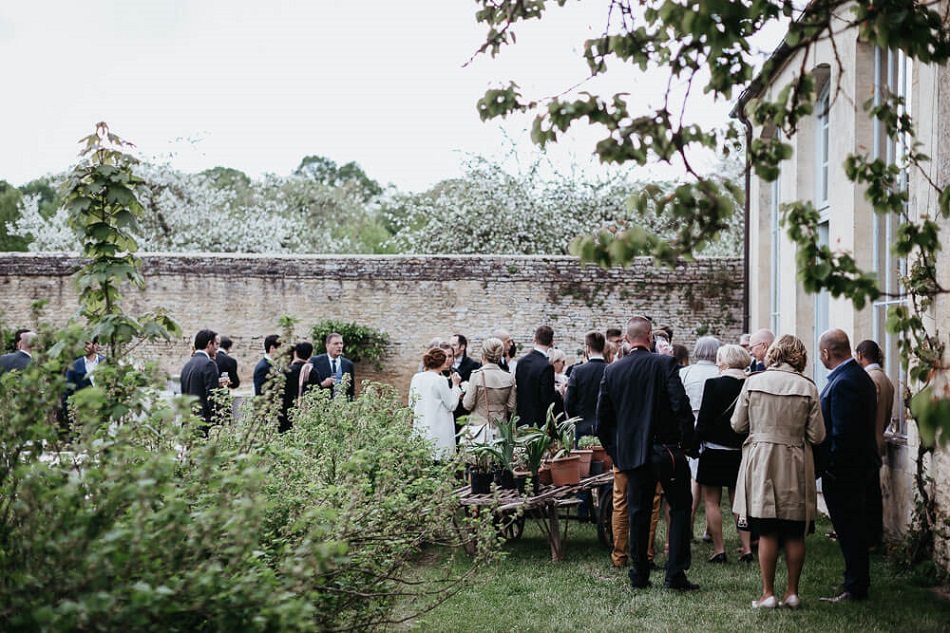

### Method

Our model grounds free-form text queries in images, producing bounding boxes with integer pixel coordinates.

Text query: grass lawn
[403,502,950,632]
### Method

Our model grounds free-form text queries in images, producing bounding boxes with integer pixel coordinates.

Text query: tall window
[769,158,782,334]
[816,86,831,212]
[872,47,910,438]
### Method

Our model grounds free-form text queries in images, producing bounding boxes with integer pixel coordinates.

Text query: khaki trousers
[612,466,629,566]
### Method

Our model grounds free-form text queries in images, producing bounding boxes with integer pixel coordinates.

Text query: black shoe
[664,577,700,591]
[707,552,727,564]
[738,552,755,563]
[630,579,652,590]
[826,531,838,541]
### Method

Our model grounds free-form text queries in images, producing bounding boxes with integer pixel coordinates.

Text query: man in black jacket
[597,316,698,591]
[515,325,556,427]
[565,330,608,440]
[214,336,240,390]
[180,329,223,434]
[451,333,482,381]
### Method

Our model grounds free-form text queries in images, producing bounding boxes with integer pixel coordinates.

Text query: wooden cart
[455,470,613,561]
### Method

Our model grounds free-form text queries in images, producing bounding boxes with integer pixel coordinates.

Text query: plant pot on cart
[549,455,581,486]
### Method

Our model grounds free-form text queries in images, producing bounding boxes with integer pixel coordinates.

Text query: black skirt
[742,517,815,540]
[696,447,741,488]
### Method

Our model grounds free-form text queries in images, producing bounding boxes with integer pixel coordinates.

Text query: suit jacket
[280,360,319,432]
[455,355,482,382]
[253,356,276,396]
[596,348,694,471]
[866,365,895,456]
[749,359,766,373]
[818,358,879,478]
[565,358,607,437]
[311,353,355,400]
[215,351,240,389]
[515,349,555,427]
[0,350,32,374]
[65,354,106,393]
[180,351,220,425]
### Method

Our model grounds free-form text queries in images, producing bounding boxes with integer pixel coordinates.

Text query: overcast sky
[1,1,760,192]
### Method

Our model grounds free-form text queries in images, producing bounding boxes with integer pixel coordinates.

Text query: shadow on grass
[402,510,950,633]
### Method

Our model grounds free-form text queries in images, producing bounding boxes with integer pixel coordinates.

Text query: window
[769,157,782,334]
[815,86,831,213]
[872,47,910,438]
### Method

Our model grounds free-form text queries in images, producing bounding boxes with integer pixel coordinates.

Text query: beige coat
[866,365,895,456]
[462,363,517,427]
[731,364,826,526]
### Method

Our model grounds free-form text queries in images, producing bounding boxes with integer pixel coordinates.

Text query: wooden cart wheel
[495,513,526,541]
[597,481,614,550]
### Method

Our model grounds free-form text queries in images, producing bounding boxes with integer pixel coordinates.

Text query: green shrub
[310,320,390,370]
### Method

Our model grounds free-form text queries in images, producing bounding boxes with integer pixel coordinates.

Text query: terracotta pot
[538,463,553,486]
[571,449,593,478]
[549,455,581,486]
[590,445,607,463]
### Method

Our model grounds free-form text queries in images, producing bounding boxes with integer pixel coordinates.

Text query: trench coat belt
[746,432,802,446]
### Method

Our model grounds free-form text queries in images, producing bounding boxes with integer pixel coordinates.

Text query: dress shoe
[630,579,652,590]
[707,552,727,564]
[664,577,700,591]
[751,595,778,609]
[779,594,801,609]
[819,591,866,603]
[738,552,755,563]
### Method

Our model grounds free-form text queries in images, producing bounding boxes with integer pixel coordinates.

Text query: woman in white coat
[409,347,462,460]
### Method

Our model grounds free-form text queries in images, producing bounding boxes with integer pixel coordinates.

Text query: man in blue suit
[311,332,355,400]
[253,334,282,396]
[817,329,879,603]
[0,329,36,375]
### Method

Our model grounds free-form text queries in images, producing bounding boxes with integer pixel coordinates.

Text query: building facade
[738,17,950,568]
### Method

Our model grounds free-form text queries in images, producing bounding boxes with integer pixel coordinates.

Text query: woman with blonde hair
[732,335,826,609]
[462,337,516,442]
[409,347,462,460]
[695,343,753,563]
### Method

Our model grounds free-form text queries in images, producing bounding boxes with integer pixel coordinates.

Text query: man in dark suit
[597,316,698,591]
[280,341,320,432]
[565,330,608,440]
[515,325,556,427]
[214,336,240,390]
[748,328,774,372]
[311,332,355,400]
[253,334,282,396]
[450,333,482,381]
[0,329,36,375]
[817,329,879,603]
[180,329,223,434]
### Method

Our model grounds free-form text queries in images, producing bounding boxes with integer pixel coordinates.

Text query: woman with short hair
[409,347,462,460]
[695,344,753,563]
[732,335,826,609]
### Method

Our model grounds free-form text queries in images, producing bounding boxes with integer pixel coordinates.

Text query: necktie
[331,359,338,375]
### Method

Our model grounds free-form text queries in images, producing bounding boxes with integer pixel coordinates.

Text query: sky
[0,1,765,192]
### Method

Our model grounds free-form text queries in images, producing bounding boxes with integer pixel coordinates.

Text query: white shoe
[752,595,778,609]
[779,594,801,609]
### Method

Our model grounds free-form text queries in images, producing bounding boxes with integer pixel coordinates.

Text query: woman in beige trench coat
[731,334,826,609]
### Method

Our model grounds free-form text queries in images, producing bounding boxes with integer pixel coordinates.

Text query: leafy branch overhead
[473,0,950,448]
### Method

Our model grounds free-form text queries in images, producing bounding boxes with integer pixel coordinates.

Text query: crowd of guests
[3,317,893,608]
[408,319,893,608]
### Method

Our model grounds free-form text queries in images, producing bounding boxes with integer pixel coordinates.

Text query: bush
[310,320,390,371]
[0,329,497,631]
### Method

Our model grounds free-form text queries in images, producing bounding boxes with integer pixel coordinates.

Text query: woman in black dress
[695,343,752,563]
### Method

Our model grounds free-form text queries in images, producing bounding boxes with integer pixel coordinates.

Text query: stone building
[734,13,950,569]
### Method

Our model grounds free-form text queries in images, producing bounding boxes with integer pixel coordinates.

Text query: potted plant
[577,435,605,476]
[519,426,552,489]
[548,417,581,486]
[492,416,520,489]
[466,443,500,495]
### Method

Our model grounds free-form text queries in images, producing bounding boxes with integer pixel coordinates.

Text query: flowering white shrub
[7,195,76,252]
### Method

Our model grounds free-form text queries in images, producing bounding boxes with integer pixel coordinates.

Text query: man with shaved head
[597,315,698,591]
[817,328,878,603]
[748,329,774,373]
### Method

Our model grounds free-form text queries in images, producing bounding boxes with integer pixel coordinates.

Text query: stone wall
[0,253,744,396]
